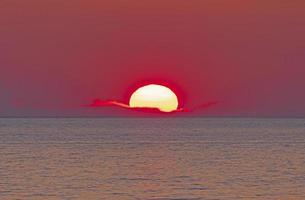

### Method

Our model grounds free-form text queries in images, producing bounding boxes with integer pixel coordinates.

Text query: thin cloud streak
[86,99,218,114]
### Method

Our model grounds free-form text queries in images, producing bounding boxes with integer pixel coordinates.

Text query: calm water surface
[0,118,305,199]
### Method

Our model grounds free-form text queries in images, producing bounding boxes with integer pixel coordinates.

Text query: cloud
[87,99,179,113]
[86,99,218,114]
[88,99,130,108]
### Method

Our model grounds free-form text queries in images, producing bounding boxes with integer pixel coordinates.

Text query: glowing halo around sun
[129,84,179,112]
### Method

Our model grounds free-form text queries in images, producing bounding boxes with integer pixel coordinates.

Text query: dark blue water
[0,118,305,199]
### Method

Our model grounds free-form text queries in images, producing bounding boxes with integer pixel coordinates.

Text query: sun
[129,84,179,112]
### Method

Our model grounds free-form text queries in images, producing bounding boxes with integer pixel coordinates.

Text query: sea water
[0,118,305,199]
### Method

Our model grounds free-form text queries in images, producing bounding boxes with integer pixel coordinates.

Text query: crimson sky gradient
[1,0,305,117]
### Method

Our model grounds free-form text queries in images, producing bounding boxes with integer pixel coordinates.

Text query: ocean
[0,118,304,199]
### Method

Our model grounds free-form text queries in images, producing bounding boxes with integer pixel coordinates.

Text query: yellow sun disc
[129,84,179,112]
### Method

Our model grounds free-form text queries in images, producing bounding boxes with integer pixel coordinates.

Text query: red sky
[1,0,305,117]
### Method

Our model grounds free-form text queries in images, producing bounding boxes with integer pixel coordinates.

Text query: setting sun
[129,84,179,112]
